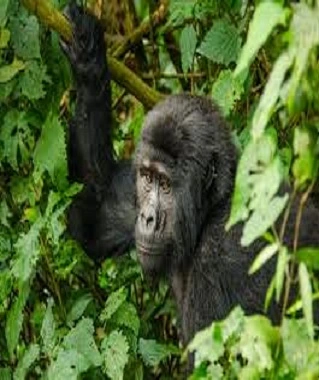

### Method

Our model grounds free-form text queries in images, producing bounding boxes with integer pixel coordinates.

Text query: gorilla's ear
[204,158,217,192]
[207,150,237,207]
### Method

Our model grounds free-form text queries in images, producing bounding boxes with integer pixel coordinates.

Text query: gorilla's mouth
[136,243,169,257]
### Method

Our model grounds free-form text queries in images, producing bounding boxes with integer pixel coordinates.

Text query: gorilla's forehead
[135,141,176,170]
[140,158,170,176]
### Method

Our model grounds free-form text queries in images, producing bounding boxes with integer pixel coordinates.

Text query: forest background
[0,0,319,379]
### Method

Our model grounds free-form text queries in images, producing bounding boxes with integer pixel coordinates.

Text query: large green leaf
[168,0,196,26]
[48,318,102,379]
[10,14,40,60]
[189,308,245,368]
[112,301,140,336]
[287,4,319,105]
[0,0,9,27]
[282,319,319,374]
[139,338,179,367]
[63,318,102,367]
[227,133,284,232]
[6,281,30,358]
[0,110,29,170]
[66,293,93,326]
[211,69,244,116]
[100,287,127,322]
[14,344,39,380]
[19,60,49,100]
[236,316,279,372]
[252,51,293,139]
[12,218,43,282]
[242,194,288,246]
[235,2,288,75]
[180,24,197,73]
[101,330,129,380]
[33,113,67,190]
[198,19,241,66]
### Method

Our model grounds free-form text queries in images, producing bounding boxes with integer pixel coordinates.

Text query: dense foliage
[0,0,318,379]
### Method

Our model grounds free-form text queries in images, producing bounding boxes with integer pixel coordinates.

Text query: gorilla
[61,4,319,347]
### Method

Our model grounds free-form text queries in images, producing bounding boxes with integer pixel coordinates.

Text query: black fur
[61,4,135,261]
[62,5,319,349]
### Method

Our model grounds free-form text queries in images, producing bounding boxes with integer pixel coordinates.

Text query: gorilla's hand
[60,3,107,84]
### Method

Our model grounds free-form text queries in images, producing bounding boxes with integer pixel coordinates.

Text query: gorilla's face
[134,94,237,276]
[135,159,175,274]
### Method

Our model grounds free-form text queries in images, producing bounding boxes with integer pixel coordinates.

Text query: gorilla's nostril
[146,216,154,227]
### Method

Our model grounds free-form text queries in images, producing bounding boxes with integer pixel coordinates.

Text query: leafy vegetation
[0,0,318,379]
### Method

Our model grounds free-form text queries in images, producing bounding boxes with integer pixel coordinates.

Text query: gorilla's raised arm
[61,4,135,261]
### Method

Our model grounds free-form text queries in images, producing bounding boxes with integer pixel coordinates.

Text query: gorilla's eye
[140,168,153,184]
[159,175,171,193]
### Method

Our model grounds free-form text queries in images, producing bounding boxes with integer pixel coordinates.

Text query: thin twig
[141,72,206,80]
[112,1,168,59]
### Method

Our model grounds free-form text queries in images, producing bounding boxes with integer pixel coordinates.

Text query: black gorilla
[62,5,319,346]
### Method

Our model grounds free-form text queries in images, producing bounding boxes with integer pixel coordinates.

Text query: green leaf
[101,330,129,380]
[0,199,12,227]
[48,350,86,380]
[48,318,101,379]
[252,52,293,139]
[212,69,245,116]
[292,127,318,188]
[242,194,288,246]
[45,191,71,246]
[0,110,30,170]
[189,307,244,368]
[180,25,197,73]
[264,276,276,315]
[64,318,102,367]
[287,4,319,105]
[235,2,288,75]
[249,243,279,275]
[139,338,179,367]
[12,218,44,282]
[41,298,56,354]
[168,0,196,26]
[198,19,241,66]
[33,113,67,190]
[298,263,314,339]
[0,58,25,83]
[227,134,279,230]
[10,15,40,60]
[282,319,319,374]
[189,324,223,365]
[0,368,11,380]
[6,281,30,358]
[14,344,39,380]
[228,132,288,245]
[0,0,9,27]
[100,287,127,322]
[296,247,319,270]
[19,60,49,100]
[112,301,140,336]
[276,247,288,302]
[67,293,93,326]
[0,28,10,48]
[237,316,279,371]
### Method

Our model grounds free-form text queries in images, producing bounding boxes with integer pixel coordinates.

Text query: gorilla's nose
[140,207,157,235]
